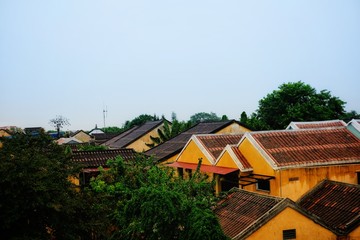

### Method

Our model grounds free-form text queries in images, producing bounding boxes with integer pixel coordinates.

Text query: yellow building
[103,120,169,152]
[236,127,360,201]
[214,180,360,240]
[0,129,12,148]
[71,130,92,143]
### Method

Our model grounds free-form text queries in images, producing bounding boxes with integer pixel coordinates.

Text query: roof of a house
[214,189,290,239]
[286,119,346,130]
[245,127,360,169]
[56,137,82,145]
[347,119,360,131]
[297,180,360,235]
[195,134,244,160]
[102,120,165,149]
[71,149,138,168]
[145,120,242,162]
[71,130,90,137]
[216,145,253,172]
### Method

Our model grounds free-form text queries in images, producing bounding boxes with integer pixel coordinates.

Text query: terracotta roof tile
[71,149,137,168]
[230,146,253,170]
[196,134,243,159]
[250,128,360,168]
[214,189,283,238]
[145,120,241,162]
[287,120,346,130]
[298,180,360,234]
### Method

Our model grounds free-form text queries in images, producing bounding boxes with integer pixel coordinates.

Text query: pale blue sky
[1,0,359,131]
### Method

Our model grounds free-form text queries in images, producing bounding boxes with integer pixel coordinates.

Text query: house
[71,149,138,186]
[102,120,169,152]
[24,127,44,136]
[347,119,360,139]
[0,129,12,148]
[236,127,360,201]
[167,134,245,194]
[71,130,92,143]
[145,120,250,164]
[297,180,360,239]
[56,137,82,145]
[286,119,346,130]
[214,188,334,240]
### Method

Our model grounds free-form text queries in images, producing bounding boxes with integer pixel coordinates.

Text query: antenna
[103,106,108,128]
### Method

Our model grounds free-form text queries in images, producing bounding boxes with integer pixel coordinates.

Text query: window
[256,179,270,191]
[185,169,192,179]
[357,172,360,185]
[178,168,184,179]
[283,229,296,240]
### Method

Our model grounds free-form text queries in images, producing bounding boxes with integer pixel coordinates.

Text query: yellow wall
[216,123,250,134]
[247,207,335,240]
[0,130,11,148]
[275,164,360,201]
[349,226,360,240]
[238,138,274,176]
[176,140,213,165]
[73,131,92,143]
[127,124,165,152]
[216,150,238,168]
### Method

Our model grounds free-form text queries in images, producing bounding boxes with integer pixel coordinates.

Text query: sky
[1,0,359,131]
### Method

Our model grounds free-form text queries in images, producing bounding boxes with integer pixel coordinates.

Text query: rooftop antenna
[103,105,108,128]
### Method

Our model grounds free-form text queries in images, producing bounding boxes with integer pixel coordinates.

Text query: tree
[49,115,70,139]
[101,126,122,134]
[90,156,228,239]
[189,112,222,125]
[123,114,159,130]
[146,113,189,148]
[0,132,98,239]
[251,81,346,130]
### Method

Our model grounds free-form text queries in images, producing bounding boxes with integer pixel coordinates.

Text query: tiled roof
[297,180,360,235]
[286,120,346,130]
[102,120,164,149]
[248,127,360,169]
[145,120,241,162]
[196,134,243,160]
[214,189,285,239]
[71,149,137,168]
[229,145,253,171]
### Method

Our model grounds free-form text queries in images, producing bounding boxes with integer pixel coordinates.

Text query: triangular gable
[216,145,253,172]
[175,135,214,165]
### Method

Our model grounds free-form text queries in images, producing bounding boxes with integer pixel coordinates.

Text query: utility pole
[103,106,108,128]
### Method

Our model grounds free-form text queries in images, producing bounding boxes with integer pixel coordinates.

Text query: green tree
[0,132,98,239]
[90,156,228,239]
[123,114,159,130]
[252,81,346,130]
[189,112,222,125]
[146,113,189,148]
[102,126,122,134]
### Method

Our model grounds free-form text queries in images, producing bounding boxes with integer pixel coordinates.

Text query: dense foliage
[243,81,347,130]
[90,156,228,239]
[0,133,98,239]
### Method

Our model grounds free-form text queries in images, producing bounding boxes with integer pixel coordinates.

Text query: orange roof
[247,127,360,169]
[286,120,346,130]
[195,134,244,160]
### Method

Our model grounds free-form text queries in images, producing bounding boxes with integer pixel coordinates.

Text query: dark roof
[249,127,360,169]
[91,133,119,144]
[145,120,241,162]
[102,120,165,149]
[214,189,285,239]
[297,180,360,235]
[229,145,253,171]
[71,149,137,168]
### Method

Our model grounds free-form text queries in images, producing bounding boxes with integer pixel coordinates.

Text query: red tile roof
[214,189,285,239]
[229,146,253,171]
[145,120,242,162]
[249,127,360,169]
[297,180,360,235]
[71,149,137,168]
[196,134,243,160]
[287,120,346,130]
